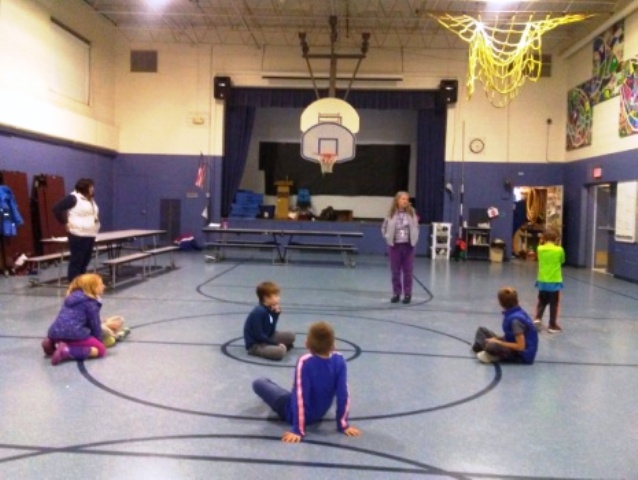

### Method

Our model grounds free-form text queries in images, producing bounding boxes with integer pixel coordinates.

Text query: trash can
[490,239,506,263]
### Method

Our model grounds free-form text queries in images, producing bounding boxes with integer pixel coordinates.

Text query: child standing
[472,287,539,364]
[381,191,419,304]
[534,229,565,333]
[42,273,107,365]
[252,321,361,443]
[244,281,295,361]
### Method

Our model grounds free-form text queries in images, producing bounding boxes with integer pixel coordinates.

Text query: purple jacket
[47,291,102,341]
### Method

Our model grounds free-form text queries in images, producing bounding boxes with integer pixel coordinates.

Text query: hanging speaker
[214,76,231,100]
[439,79,458,104]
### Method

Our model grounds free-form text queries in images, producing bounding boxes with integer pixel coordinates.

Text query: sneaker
[390,295,400,303]
[41,338,55,357]
[51,342,71,366]
[477,351,499,363]
[533,319,543,330]
[402,295,412,304]
[115,327,131,341]
[548,325,563,334]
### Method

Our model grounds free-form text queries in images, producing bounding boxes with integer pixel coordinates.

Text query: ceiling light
[144,0,171,9]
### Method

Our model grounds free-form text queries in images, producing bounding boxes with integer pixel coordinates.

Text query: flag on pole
[195,153,206,189]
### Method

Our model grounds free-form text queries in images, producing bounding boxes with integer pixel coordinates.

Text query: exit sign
[592,166,603,179]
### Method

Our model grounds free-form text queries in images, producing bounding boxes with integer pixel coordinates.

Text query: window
[50,18,91,104]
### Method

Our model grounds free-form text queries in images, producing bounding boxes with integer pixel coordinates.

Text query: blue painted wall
[113,154,222,243]
[442,161,565,258]
[561,150,638,281]
[6,130,638,281]
[0,132,115,230]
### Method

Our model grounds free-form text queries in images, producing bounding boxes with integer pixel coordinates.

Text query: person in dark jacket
[52,178,100,282]
[472,286,539,364]
[42,273,107,366]
[243,281,295,361]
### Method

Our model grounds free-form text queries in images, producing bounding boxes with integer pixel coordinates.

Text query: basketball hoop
[318,153,337,174]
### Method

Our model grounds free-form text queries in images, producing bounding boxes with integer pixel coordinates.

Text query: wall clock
[469,138,485,154]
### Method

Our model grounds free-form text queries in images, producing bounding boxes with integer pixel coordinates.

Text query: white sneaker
[477,351,499,363]
[548,325,563,334]
[533,319,542,330]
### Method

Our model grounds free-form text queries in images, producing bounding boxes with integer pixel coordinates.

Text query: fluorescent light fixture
[144,0,171,9]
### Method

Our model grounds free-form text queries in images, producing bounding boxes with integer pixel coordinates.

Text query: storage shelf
[431,222,452,261]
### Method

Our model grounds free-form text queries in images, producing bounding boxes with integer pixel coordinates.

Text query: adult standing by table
[53,178,100,282]
[381,191,419,304]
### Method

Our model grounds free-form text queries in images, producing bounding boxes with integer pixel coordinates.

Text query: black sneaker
[390,295,400,303]
[402,295,412,304]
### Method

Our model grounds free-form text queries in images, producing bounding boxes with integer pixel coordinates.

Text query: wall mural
[566,20,631,150]
[591,21,624,105]
[567,81,594,150]
[619,57,638,137]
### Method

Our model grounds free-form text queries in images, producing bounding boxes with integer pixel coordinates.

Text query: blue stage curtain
[222,106,256,216]
[416,108,446,223]
[223,87,445,222]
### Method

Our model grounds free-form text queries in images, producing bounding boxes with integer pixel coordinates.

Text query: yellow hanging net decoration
[432,14,589,107]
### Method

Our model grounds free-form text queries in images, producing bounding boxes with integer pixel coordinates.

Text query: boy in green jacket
[534,229,565,333]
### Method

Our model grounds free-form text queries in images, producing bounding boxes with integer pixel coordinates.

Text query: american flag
[195,154,206,189]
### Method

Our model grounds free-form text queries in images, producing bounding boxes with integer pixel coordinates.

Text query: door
[591,184,615,272]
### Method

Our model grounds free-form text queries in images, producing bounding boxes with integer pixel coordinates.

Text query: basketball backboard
[300,97,360,133]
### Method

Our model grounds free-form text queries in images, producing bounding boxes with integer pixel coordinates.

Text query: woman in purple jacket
[42,273,107,365]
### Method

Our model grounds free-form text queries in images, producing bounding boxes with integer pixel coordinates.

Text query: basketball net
[318,153,337,174]
[431,13,589,107]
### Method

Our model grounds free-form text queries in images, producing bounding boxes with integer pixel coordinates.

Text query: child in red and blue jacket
[252,321,361,443]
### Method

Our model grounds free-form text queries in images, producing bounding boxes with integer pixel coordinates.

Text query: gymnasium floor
[1,252,636,479]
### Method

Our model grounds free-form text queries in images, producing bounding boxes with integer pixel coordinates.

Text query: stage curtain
[223,87,445,222]
[222,106,256,216]
[416,108,446,223]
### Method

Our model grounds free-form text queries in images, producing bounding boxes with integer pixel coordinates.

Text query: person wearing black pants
[67,234,96,282]
[53,179,100,282]
[536,290,560,330]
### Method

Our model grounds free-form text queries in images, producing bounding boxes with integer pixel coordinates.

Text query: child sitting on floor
[472,286,539,365]
[243,281,295,361]
[252,321,362,443]
[42,273,107,366]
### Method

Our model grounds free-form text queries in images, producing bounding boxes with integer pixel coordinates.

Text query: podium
[274,180,294,220]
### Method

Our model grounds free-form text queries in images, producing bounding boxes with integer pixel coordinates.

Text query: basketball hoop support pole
[299,16,370,99]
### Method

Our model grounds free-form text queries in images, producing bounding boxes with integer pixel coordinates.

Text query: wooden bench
[205,240,279,263]
[284,243,358,267]
[102,252,152,288]
[145,245,180,271]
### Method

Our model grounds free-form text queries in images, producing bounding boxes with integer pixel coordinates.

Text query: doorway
[589,183,616,273]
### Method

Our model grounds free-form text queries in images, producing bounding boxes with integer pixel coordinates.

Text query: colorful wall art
[567,81,594,150]
[591,20,624,105]
[620,57,638,137]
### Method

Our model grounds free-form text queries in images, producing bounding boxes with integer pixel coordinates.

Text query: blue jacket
[0,185,23,237]
[243,304,280,349]
[502,306,538,364]
[286,352,350,436]
[47,291,102,341]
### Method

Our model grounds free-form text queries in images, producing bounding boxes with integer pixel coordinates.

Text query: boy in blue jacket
[243,281,295,361]
[472,286,539,365]
[252,321,362,443]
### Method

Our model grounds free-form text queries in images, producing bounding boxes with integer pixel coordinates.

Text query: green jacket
[537,242,565,283]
